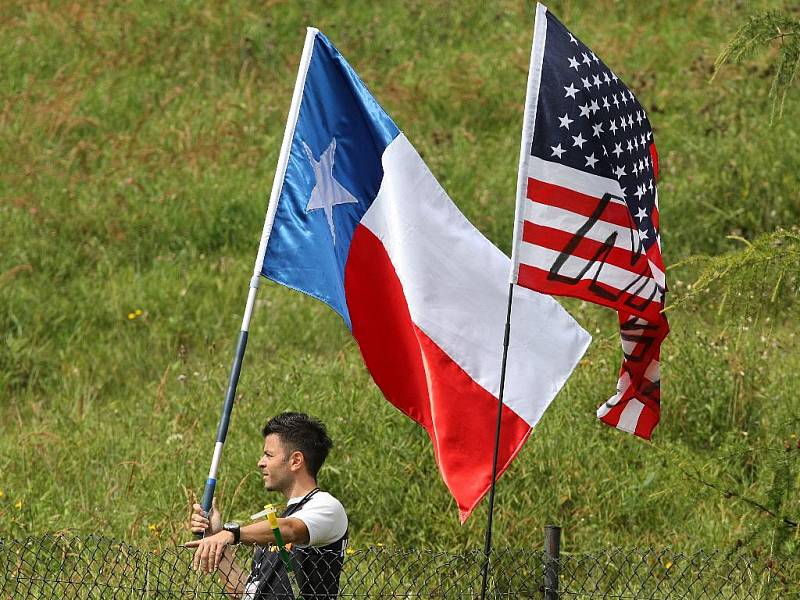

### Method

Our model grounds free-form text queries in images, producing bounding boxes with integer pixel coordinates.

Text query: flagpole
[481,2,547,590]
[479,282,515,600]
[196,27,320,527]
[510,2,547,280]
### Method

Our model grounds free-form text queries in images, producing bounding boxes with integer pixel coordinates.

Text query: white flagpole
[508,3,549,285]
[197,26,320,523]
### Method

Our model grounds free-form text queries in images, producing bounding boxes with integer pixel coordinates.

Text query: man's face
[257,434,294,492]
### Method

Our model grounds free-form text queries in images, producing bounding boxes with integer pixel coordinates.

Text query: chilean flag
[260,29,590,522]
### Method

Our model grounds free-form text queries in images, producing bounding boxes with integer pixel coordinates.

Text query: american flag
[510,3,669,439]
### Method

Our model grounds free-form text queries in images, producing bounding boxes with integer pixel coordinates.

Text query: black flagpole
[480,281,515,600]
[478,2,543,590]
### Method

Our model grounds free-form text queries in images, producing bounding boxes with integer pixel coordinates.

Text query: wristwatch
[223,522,241,545]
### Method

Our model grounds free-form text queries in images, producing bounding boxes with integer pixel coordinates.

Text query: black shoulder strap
[281,487,320,517]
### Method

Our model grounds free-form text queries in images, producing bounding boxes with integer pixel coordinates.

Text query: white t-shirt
[286,491,348,548]
[241,491,348,599]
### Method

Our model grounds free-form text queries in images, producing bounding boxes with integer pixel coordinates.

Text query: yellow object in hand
[265,504,280,529]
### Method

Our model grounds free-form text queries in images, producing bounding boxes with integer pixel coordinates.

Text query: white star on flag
[564,83,579,98]
[302,138,359,245]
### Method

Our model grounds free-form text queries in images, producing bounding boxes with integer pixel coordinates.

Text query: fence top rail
[0,532,780,556]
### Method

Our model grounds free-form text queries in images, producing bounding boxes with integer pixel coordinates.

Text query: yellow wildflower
[0,489,4,498]
[127,312,136,320]
[135,309,143,316]
[15,500,22,510]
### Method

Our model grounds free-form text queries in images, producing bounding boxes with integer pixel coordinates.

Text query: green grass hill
[1,0,798,566]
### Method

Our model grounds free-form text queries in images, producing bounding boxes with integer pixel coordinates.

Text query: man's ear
[288,450,304,472]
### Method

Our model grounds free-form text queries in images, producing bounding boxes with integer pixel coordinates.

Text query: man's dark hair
[262,412,333,479]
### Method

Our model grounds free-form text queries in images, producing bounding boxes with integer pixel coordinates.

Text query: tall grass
[1,0,798,572]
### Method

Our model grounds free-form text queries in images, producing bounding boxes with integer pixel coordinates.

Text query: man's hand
[190,496,222,536]
[184,530,234,573]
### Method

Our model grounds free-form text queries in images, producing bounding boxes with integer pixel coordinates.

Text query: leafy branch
[682,464,798,529]
[713,9,800,121]
[665,228,800,320]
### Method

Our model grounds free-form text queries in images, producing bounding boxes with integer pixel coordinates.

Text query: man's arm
[185,517,310,574]
[187,499,248,595]
[240,517,310,546]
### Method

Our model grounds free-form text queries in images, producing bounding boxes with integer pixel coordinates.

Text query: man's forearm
[239,520,276,546]
[240,517,309,546]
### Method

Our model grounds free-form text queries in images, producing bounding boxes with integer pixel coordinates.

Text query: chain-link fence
[0,533,797,599]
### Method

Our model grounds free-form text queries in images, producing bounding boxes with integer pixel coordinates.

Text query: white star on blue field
[302,138,359,245]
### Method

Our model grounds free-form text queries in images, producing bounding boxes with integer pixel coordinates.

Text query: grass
[1,0,798,578]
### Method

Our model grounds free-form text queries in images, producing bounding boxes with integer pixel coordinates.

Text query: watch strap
[223,522,240,545]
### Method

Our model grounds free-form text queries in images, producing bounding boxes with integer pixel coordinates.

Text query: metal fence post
[543,525,561,600]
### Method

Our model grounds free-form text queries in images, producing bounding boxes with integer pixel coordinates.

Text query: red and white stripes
[515,157,665,323]
[512,156,668,439]
[596,313,667,439]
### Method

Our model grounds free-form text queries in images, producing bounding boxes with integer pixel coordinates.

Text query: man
[186,412,348,599]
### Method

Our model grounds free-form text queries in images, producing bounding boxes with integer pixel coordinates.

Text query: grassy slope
[1,0,798,561]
